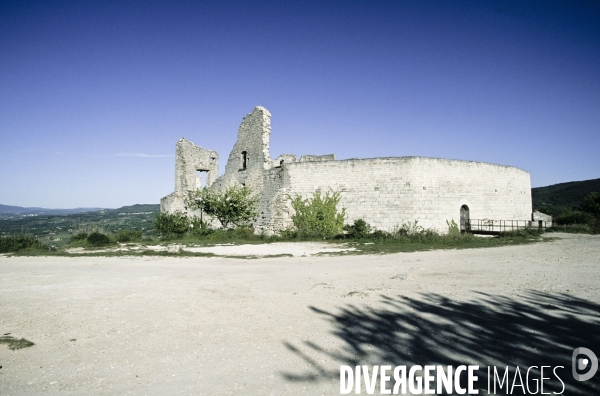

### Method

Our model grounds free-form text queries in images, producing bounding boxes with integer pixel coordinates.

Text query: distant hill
[0,203,160,216]
[532,178,600,214]
[0,203,160,245]
[109,204,160,214]
[0,204,106,215]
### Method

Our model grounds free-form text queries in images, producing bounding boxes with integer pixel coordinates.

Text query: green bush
[290,190,346,238]
[115,230,142,243]
[154,211,191,237]
[87,232,112,247]
[187,185,259,228]
[344,219,371,238]
[0,234,48,253]
[189,216,213,237]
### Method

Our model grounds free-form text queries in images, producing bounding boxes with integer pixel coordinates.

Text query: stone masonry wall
[263,157,532,233]
[211,106,272,193]
[160,138,218,214]
[161,106,533,235]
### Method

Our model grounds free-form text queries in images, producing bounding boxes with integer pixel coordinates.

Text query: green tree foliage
[153,211,190,237]
[187,185,259,228]
[580,192,600,217]
[290,190,346,237]
[556,210,595,226]
[554,192,600,228]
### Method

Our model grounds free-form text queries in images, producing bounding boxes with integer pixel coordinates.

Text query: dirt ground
[1,233,599,395]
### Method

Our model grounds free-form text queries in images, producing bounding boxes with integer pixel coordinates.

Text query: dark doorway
[460,205,470,232]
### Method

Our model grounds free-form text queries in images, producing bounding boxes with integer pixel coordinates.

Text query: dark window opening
[241,151,247,170]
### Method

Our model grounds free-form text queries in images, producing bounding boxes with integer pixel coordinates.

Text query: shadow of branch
[281,291,599,394]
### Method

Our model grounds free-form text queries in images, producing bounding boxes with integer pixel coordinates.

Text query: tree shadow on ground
[282,291,599,394]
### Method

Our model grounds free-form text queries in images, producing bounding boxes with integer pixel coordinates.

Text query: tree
[187,185,259,228]
[580,192,600,218]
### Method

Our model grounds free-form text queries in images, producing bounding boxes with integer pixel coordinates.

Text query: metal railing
[462,219,552,235]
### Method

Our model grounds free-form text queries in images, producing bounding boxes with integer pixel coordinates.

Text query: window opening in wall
[210,157,215,163]
[196,170,208,189]
[240,151,247,170]
[460,205,470,233]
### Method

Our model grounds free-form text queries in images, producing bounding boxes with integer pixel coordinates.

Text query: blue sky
[1,0,599,208]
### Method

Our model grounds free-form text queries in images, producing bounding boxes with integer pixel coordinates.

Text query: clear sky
[1,0,599,208]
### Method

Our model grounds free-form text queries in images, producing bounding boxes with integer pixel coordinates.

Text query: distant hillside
[0,203,160,215]
[532,178,600,214]
[109,204,160,213]
[0,203,160,246]
[0,204,106,215]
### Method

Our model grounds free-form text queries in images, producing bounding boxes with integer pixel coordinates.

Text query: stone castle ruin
[161,106,536,234]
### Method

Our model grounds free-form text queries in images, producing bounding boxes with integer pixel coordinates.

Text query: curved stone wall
[274,157,531,233]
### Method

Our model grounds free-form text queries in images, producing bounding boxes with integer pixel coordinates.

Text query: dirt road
[1,233,599,395]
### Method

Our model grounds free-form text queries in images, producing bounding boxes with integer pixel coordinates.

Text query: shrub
[115,230,142,243]
[87,232,112,247]
[0,234,48,253]
[154,211,190,237]
[189,216,212,237]
[446,219,460,236]
[344,219,371,238]
[187,185,259,228]
[394,220,424,236]
[290,190,346,237]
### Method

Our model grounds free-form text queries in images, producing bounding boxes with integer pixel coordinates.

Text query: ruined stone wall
[211,106,272,193]
[299,154,335,162]
[266,157,532,233]
[161,106,533,236]
[160,138,218,215]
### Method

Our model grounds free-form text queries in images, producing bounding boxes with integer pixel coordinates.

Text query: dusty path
[1,233,599,395]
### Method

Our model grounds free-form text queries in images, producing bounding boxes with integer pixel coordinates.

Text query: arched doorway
[460,205,470,233]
